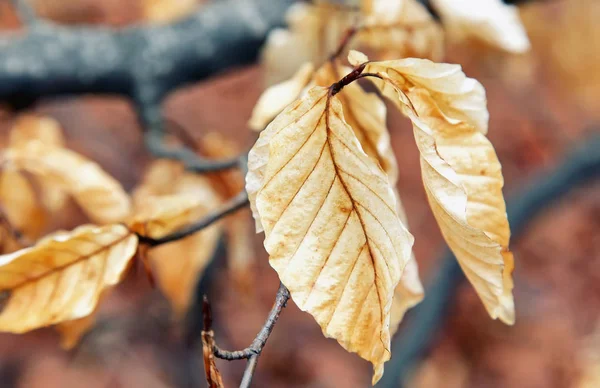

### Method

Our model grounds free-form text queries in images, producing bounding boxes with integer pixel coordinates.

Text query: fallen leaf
[0,224,138,333]
[133,162,222,316]
[2,141,131,224]
[246,86,414,383]
[431,0,530,53]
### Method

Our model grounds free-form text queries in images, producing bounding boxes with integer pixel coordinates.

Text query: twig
[208,283,290,387]
[137,190,249,247]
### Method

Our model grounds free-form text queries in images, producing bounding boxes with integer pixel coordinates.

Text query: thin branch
[144,129,244,173]
[137,190,249,247]
[212,283,290,361]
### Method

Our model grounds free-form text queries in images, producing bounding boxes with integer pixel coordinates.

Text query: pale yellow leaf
[0,224,138,333]
[359,54,489,134]
[362,55,514,323]
[2,141,131,224]
[249,62,315,131]
[411,88,513,324]
[246,86,413,383]
[431,0,530,53]
[360,0,444,61]
[133,163,222,316]
[9,115,68,212]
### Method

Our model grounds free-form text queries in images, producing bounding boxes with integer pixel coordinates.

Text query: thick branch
[137,190,249,247]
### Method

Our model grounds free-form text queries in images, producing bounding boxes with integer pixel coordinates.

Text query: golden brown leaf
[430,0,530,53]
[246,87,413,383]
[0,224,138,333]
[2,141,131,224]
[133,162,222,316]
[202,329,225,388]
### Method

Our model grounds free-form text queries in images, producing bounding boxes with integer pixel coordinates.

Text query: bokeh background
[0,0,599,387]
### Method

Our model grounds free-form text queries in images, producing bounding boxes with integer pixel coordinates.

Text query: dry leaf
[133,161,222,316]
[249,63,315,131]
[354,54,489,135]
[357,51,514,323]
[246,87,413,383]
[142,0,198,23]
[198,134,255,289]
[261,2,355,85]
[56,307,98,350]
[390,193,423,333]
[360,0,444,61]
[431,0,530,53]
[202,329,225,388]
[0,224,138,333]
[2,141,131,224]
[314,63,423,328]
[0,170,46,240]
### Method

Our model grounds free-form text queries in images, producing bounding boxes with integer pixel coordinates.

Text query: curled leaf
[2,141,131,224]
[0,224,138,333]
[431,0,530,53]
[202,328,225,388]
[360,52,514,323]
[246,87,413,383]
[354,52,489,134]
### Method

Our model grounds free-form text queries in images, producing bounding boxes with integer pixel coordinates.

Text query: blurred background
[0,0,599,387]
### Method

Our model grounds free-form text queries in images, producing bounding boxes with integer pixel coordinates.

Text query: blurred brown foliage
[0,0,598,387]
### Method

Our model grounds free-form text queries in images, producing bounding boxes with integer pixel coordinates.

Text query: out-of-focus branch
[205,283,290,387]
